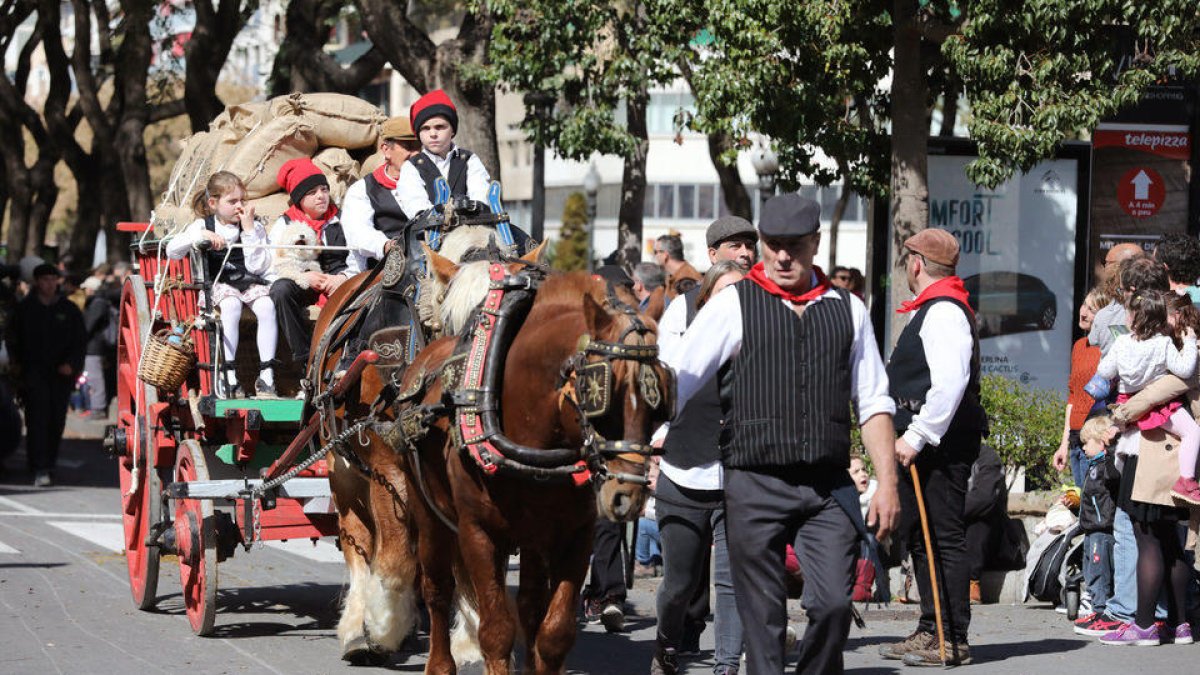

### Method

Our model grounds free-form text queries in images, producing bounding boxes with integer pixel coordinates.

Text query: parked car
[962,271,1057,338]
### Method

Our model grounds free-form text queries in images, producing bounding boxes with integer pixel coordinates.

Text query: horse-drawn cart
[106,221,373,636]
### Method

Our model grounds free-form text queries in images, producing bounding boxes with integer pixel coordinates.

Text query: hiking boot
[1099,622,1160,646]
[1074,613,1124,637]
[649,646,678,675]
[879,630,935,660]
[901,641,971,666]
[1170,477,1200,505]
[600,600,625,633]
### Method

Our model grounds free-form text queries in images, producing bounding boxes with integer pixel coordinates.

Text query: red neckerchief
[284,203,339,239]
[745,262,831,304]
[897,275,974,317]
[372,163,398,190]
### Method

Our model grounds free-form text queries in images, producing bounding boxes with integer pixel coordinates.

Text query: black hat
[706,216,758,248]
[758,194,821,238]
[32,263,61,278]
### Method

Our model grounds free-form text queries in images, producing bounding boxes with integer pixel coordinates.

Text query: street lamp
[583,161,601,272]
[751,146,780,215]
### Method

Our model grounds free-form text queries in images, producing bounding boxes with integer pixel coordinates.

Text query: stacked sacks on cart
[151,93,388,235]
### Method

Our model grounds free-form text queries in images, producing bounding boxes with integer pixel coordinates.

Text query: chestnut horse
[312,229,541,664]
[390,258,671,674]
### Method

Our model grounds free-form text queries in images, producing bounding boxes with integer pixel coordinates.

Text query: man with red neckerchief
[879,228,988,667]
[666,193,900,675]
[341,116,421,263]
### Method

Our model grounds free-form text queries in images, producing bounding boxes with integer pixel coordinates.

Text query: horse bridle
[557,295,673,486]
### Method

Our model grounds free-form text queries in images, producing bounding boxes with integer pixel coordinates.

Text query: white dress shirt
[394,146,492,217]
[666,277,896,459]
[898,301,974,453]
[339,177,392,261]
[165,218,272,277]
[267,214,365,279]
[655,292,725,490]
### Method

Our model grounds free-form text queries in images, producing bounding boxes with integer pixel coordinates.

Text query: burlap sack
[222,116,318,199]
[313,147,361,206]
[209,102,268,140]
[163,127,242,208]
[151,202,199,238]
[267,92,383,149]
[358,149,385,178]
[246,192,292,225]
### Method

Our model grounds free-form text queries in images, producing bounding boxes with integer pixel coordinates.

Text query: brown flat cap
[905,229,959,267]
[380,117,416,142]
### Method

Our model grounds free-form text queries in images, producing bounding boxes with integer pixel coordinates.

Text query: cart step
[215,443,286,469]
[211,398,305,423]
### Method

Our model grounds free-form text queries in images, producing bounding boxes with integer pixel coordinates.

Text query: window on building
[698,184,715,220]
[657,184,675,219]
[678,184,696,219]
[644,185,656,218]
[646,92,698,136]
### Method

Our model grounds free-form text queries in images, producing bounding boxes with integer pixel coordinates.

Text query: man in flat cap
[647,215,758,675]
[879,228,987,666]
[665,194,900,674]
[342,116,422,264]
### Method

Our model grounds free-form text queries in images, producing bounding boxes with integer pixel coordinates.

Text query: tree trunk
[889,0,930,347]
[270,0,386,98]
[828,181,851,269]
[616,85,649,268]
[355,0,501,179]
[184,0,249,132]
[708,131,752,220]
[939,77,960,138]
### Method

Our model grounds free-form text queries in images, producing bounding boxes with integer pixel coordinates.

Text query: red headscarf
[744,262,831,304]
[896,275,974,317]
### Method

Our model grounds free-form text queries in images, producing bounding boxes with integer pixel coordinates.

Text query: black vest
[283,214,350,276]
[887,296,988,440]
[662,287,723,469]
[363,172,409,239]
[719,281,855,469]
[408,148,473,204]
[204,216,264,292]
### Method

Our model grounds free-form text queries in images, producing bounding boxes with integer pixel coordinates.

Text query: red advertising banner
[1089,124,1191,283]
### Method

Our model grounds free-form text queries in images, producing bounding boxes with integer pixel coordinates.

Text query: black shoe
[649,647,678,675]
[680,623,703,655]
[600,601,625,633]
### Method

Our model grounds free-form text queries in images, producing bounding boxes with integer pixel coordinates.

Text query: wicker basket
[137,329,196,391]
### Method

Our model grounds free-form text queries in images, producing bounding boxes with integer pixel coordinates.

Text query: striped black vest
[887,296,988,439]
[662,287,723,470]
[719,281,855,469]
[408,148,473,204]
[363,172,409,239]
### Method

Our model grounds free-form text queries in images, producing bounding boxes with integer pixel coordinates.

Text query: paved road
[1,414,1198,673]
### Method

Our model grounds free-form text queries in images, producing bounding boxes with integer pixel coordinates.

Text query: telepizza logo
[1122,132,1189,152]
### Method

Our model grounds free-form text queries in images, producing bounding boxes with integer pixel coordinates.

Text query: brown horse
[313,229,543,664]
[391,257,671,674]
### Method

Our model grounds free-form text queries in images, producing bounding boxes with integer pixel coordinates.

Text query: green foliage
[946,1,1200,187]
[479,1,685,159]
[553,192,591,271]
[980,374,1065,490]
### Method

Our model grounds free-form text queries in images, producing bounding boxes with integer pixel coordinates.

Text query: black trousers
[898,438,979,644]
[269,279,319,364]
[587,517,626,602]
[725,466,858,675]
[21,373,72,473]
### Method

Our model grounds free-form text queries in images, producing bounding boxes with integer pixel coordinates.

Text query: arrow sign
[1131,170,1153,200]
[1117,166,1165,219]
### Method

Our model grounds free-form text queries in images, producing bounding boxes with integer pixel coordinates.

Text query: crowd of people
[1054,234,1200,647]
[5,85,1198,673]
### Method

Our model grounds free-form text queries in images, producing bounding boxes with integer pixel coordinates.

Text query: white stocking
[251,295,278,385]
[218,296,244,387]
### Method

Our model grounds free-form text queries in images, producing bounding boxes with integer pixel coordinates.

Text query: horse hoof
[342,636,388,666]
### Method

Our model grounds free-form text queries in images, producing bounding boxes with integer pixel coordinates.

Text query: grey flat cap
[706,216,758,248]
[759,194,821,238]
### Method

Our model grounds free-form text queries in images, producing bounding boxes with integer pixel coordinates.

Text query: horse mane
[440,260,491,334]
[421,226,499,333]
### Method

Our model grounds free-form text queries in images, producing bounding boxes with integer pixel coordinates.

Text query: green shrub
[979,374,1065,491]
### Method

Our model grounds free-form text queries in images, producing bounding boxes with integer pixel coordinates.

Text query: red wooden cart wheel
[174,440,218,635]
[115,275,164,610]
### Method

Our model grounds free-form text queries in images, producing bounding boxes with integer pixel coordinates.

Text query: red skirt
[1116,392,1182,431]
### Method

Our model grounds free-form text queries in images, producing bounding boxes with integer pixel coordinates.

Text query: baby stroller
[1024,522,1086,619]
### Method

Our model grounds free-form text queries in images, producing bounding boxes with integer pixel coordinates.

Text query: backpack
[1024,523,1082,603]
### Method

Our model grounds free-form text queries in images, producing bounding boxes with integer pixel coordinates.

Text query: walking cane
[909,463,947,665]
